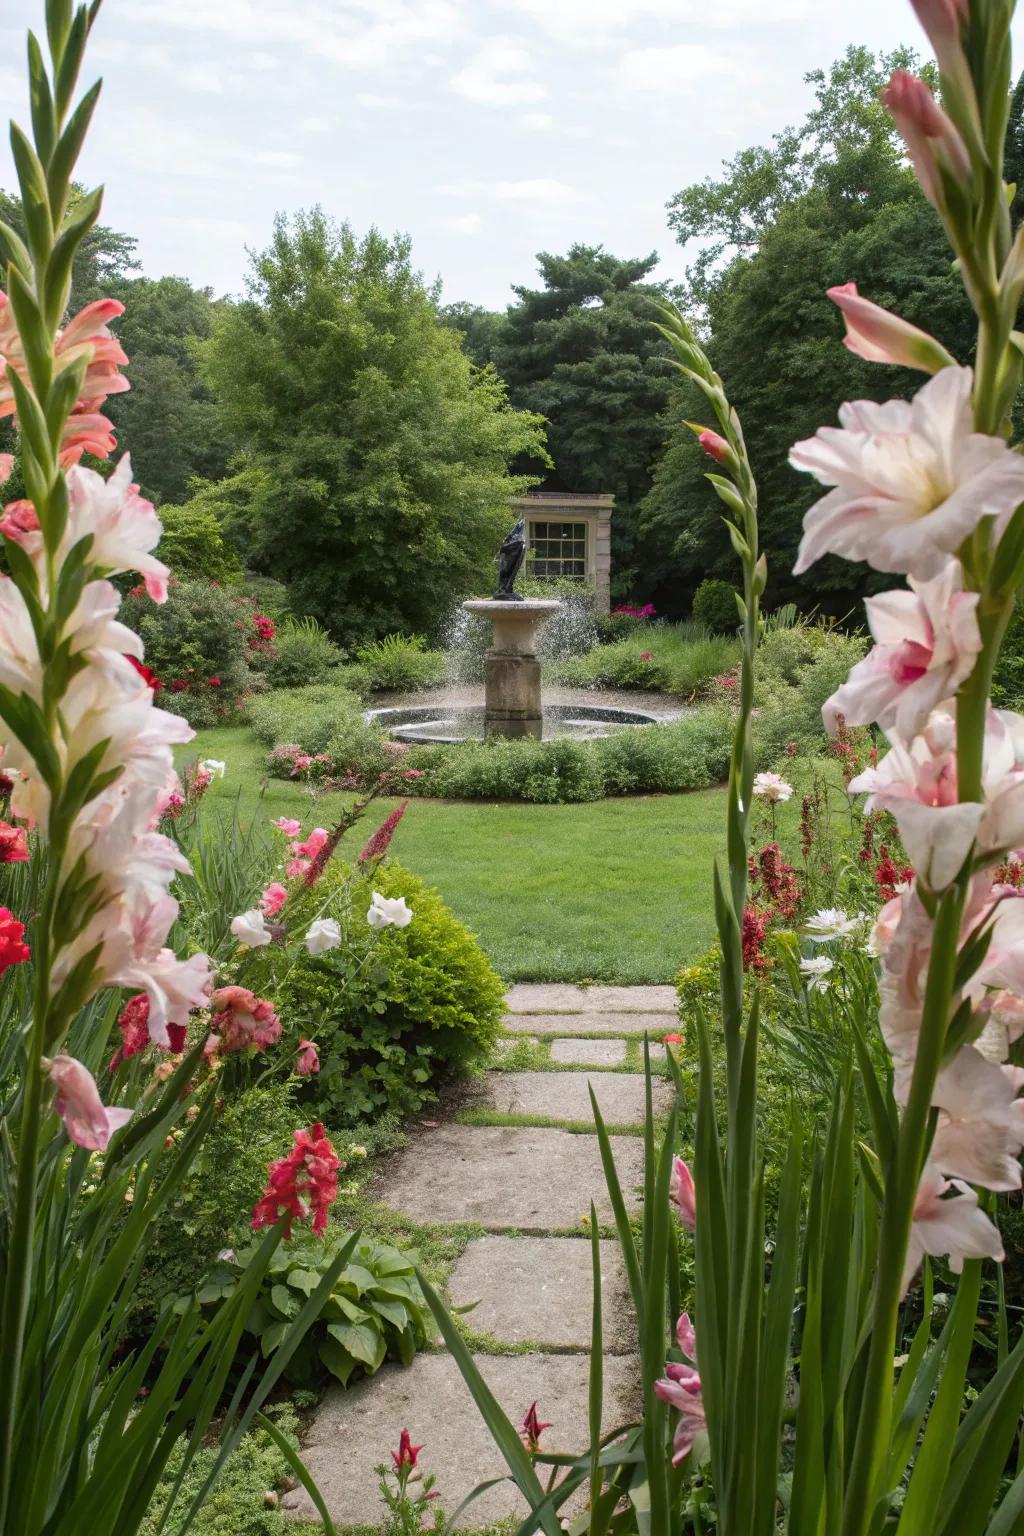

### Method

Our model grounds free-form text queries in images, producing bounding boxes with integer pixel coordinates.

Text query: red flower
[252,614,276,641]
[251,1122,341,1238]
[663,1031,683,1045]
[0,820,28,863]
[0,908,29,975]
[639,651,654,662]
[391,1430,423,1470]
[109,994,188,1070]
[208,675,222,688]
[128,656,161,693]
[358,802,408,863]
[169,679,188,694]
[741,905,770,972]
[520,1402,553,1453]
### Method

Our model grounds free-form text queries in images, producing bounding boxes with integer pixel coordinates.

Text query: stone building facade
[513,491,614,613]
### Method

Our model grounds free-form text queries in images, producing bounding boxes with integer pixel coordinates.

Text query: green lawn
[183,726,728,983]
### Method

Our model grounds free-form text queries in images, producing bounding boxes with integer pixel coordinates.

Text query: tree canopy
[202,210,546,644]
[642,46,980,615]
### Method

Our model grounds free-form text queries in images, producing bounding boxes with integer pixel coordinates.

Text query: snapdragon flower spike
[358,801,408,863]
[827,283,955,374]
[250,1122,341,1238]
[391,1430,423,1470]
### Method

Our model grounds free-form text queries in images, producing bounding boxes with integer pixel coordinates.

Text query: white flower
[804,908,860,941]
[799,954,834,993]
[821,562,982,741]
[930,1046,1024,1192]
[791,367,1024,580]
[367,892,413,930]
[230,909,272,948]
[752,771,793,803]
[305,917,341,955]
[199,758,226,779]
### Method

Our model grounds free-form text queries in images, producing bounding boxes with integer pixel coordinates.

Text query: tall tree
[642,46,978,615]
[203,210,546,645]
[488,246,677,589]
[0,185,139,306]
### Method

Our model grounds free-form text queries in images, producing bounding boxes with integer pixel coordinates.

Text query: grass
[182,725,727,983]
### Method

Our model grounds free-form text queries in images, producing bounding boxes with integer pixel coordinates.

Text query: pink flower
[289,754,312,777]
[823,563,980,741]
[62,458,169,601]
[250,1121,340,1238]
[519,1402,553,1453]
[930,1045,1024,1191]
[698,429,732,464]
[881,71,971,214]
[210,985,281,1053]
[47,1054,133,1151]
[272,817,302,837]
[902,1164,1004,1294]
[0,907,29,975]
[0,820,28,863]
[0,500,39,542]
[676,1310,697,1357]
[791,368,1024,580]
[391,1430,424,1471]
[909,0,971,94]
[0,453,11,484]
[293,828,328,860]
[752,771,792,803]
[359,802,408,863]
[260,882,288,918]
[640,651,654,661]
[285,857,310,880]
[827,283,955,374]
[670,1156,697,1231]
[295,1039,320,1076]
[654,1361,705,1466]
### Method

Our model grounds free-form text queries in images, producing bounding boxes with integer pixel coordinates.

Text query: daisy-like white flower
[752,772,793,803]
[799,954,835,993]
[804,908,860,942]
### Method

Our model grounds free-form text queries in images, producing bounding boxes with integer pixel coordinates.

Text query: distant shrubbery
[246,683,388,783]
[752,625,868,763]
[692,577,740,634]
[551,623,740,698]
[264,617,345,688]
[356,632,447,692]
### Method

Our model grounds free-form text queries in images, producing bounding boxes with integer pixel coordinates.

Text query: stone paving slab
[476,1070,670,1124]
[505,983,677,1013]
[449,1235,634,1349]
[503,1009,678,1036]
[550,1037,627,1067]
[376,1123,644,1228]
[283,1351,641,1527]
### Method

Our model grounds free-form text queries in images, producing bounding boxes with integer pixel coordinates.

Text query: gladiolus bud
[670,1156,697,1230]
[910,0,971,90]
[827,283,955,374]
[519,1401,553,1453]
[698,429,733,466]
[882,71,971,215]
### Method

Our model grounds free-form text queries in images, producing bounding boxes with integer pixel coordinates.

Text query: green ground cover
[183,726,728,982]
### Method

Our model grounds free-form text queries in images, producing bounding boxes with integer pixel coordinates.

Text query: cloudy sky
[0,1,1021,310]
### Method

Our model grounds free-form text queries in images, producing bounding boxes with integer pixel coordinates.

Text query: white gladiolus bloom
[199,758,226,779]
[367,892,413,929]
[804,908,860,941]
[230,909,272,948]
[752,771,793,803]
[799,954,834,993]
[791,367,1024,580]
[305,918,341,955]
[902,1164,1005,1295]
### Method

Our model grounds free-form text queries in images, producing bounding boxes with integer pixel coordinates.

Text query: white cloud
[494,177,573,202]
[443,212,483,233]
[519,111,554,131]
[299,115,335,134]
[450,38,545,106]
[618,43,730,94]
[357,92,405,109]
[503,0,813,42]
[253,149,303,169]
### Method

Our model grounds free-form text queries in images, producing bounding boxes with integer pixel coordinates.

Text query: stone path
[284,982,677,1530]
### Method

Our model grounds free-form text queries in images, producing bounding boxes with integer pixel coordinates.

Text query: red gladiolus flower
[109,993,188,1069]
[358,802,408,863]
[250,1122,341,1238]
[0,908,29,975]
[391,1430,423,1470]
[520,1402,553,1454]
[208,675,222,688]
[0,820,28,863]
[295,1040,320,1076]
[127,656,161,693]
[209,986,281,1053]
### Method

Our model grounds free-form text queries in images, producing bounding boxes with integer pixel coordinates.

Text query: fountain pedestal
[462,599,561,739]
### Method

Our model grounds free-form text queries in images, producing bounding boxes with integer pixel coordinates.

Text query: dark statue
[494,516,526,600]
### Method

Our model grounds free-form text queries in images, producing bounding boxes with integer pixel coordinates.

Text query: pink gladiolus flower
[285,857,310,880]
[295,1039,320,1076]
[250,1121,340,1238]
[519,1402,553,1453]
[827,283,955,374]
[47,1054,133,1151]
[882,71,971,213]
[823,563,980,741]
[272,817,302,837]
[359,802,408,863]
[209,985,281,1053]
[910,0,971,93]
[670,1156,697,1230]
[902,1163,1004,1294]
[698,429,731,464]
[0,453,11,484]
[0,500,39,542]
[391,1430,423,1470]
[676,1310,697,1358]
[293,828,328,860]
[930,1045,1024,1191]
[654,1361,706,1466]
[0,820,28,862]
[791,368,1024,580]
[260,882,288,918]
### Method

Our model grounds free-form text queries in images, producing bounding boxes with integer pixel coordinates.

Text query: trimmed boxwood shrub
[275,860,504,1125]
[692,577,739,634]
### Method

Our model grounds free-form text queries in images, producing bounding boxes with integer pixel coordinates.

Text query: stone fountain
[461,516,560,740]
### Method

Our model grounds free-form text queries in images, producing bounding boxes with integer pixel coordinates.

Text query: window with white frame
[528,520,588,579]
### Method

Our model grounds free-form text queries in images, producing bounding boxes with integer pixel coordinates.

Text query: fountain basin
[367,700,663,745]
